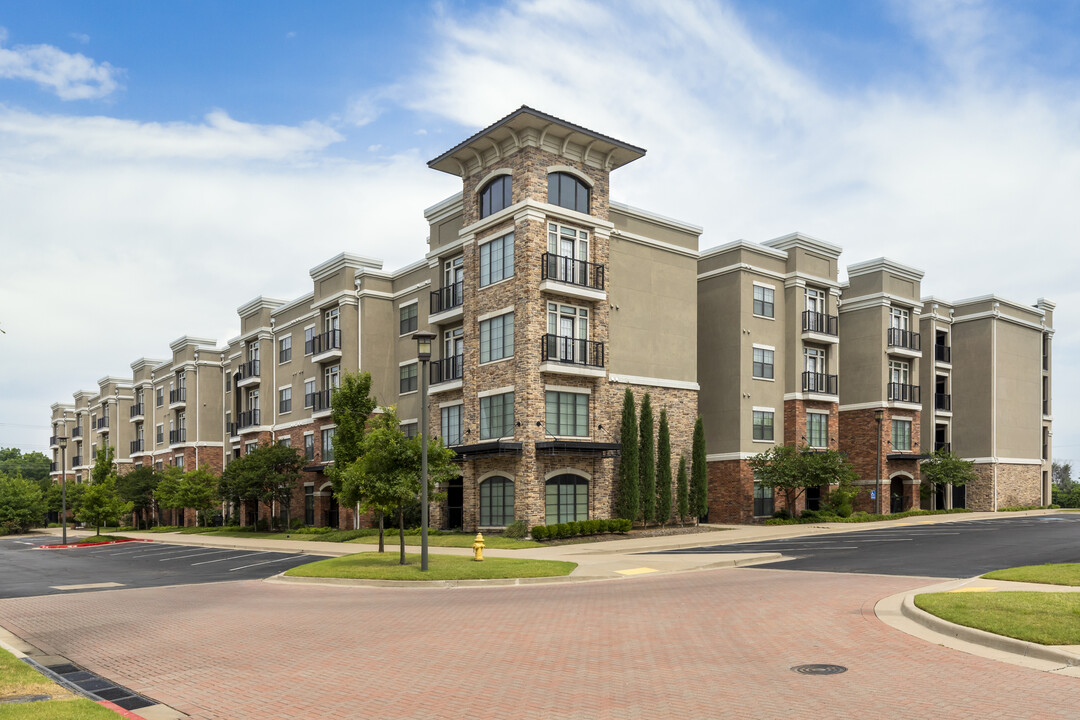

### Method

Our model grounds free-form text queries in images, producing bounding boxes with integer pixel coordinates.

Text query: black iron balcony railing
[306,329,341,356]
[802,311,838,336]
[306,389,333,413]
[129,403,144,418]
[935,344,951,363]
[238,359,260,381]
[430,281,464,315]
[541,253,605,291]
[238,409,261,429]
[888,383,921,403]
[169,429,187,444]
[887,327,921,351]
[130,439,144,454]
[95,417,109,430]
[934,442,951,453]
[72,426,82,438]
[72,455,82,467]
[935,393,951,411]
[170,387,186,404]
[541,334,604,368]
[50,461,57,471]
[49,435,59,446]
[431,354,464,385]
[802,372,838,395]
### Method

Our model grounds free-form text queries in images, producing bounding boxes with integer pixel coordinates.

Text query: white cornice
[309,252,382,283]
[168,335,218,353]
[423,192,464,224]
[846,257,925,283]
[608,374,699,391]
[613,229,699,259]
[236,296,286,319]
[609,200,703,236]
[763,231,843,258]
[271,292,315,318]
[699,239,788,262]
[698,262,786,283]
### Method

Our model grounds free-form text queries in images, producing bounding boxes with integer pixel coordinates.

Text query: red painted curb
[38,538,152,550]
[97,699,148,718]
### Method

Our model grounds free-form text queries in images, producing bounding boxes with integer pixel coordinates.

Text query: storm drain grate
[21,658,156,710]
[791,664,848,675]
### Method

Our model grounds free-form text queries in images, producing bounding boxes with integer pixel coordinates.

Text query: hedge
[531,518,632,540]
[764,508,972,525]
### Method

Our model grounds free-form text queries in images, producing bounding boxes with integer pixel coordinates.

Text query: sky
[1,0,1076,466]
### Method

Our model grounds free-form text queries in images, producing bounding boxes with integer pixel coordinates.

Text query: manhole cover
[791,664,847,675]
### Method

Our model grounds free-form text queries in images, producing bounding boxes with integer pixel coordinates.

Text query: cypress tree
[639,393,655,526]
[676,455,689,526]
[690,416,708,524]
[615,388,639,522]
[656,408,672,527]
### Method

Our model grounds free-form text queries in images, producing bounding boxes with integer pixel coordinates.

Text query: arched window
[547,172,590,214]
[545,474,588,524]
[479,174,512,219]
[479,476,514,526]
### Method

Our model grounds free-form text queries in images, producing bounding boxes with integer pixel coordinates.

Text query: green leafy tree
[179,466,221,527]
[656,409,672,527]
[921,449,978,506]
[116,466,160,529]
[0,448,50,483]
[614,389,639,522]
[251,445,304,530]
[747,444,806,517]
[155,466,185,526]
[77,476,133,535]
[90,446,116,486]
[0,473,45,534]
[1052,461,1073,491]
[676,456,689,526]
[329,370,378,531]
[690,417,708,523]
[45,481,86,520]
[639,393,656,526]
[337,408,455,562]
[804,448,860,517]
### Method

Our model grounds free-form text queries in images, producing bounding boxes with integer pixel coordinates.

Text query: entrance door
[890,477,904,513]
[805,486,821,512]
[952,484,966,509]
[326,495,339,529]
[446,478,463,530]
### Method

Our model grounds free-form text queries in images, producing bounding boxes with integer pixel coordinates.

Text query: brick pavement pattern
[2,569,1080,719]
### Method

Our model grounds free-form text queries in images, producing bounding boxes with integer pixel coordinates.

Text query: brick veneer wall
[839,407,921,514]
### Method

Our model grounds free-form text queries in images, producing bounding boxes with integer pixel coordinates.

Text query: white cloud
[69,32,90,45]
[0,27,121,99]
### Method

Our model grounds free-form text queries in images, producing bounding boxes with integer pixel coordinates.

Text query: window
[325,365,340,390]
[321,428,335,462]
[245,441,257,455]
[753,285,774,318]
[156,388,164,407]
[546,302,589,361]
[304,379,316,408]
[400,363,418,394]
[304,326,316,355]
[278,436,291,448]
[752,347,774,379]
[545,475,588,524]
[324,307,339,334]
[892,419,912,451]
[753,475,774,517]
[304,486,315,526]
[890,307,910,331]
[545,391,589,437]
[752,410,774,441]
[546,222,590,283]
[175,454,185,470]
[400,303,418,335]
[156,424,163,444]
[402,423,418,439]
[889,360,910,386]
[479,174,512,219]
[480,476,514,526]
[279,387,292,414]
[247,388,259,412]
[441,405,462,446]
[480,312,514,363]
[479,233,514,287]
[806,287,825,315]
[807,413,827,448]
[547,172,590,214]
[304,434,315,461]
[480,392,514,440]
[279,336,292,363]
[226,373,231,392]
[154,462,162,472]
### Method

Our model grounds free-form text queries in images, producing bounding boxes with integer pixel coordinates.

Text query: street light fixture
[57,436,68,544]
[874,409,884,515]
[412,329,436,572]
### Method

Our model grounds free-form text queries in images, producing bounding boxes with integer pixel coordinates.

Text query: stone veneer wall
[966,463,1041,511]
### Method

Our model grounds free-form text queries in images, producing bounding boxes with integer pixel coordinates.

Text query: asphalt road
[655,514,1080,577]
[0,537,317,598]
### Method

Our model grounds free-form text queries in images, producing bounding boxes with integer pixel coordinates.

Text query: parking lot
[655,514,1080,577]
[0,537,316,599]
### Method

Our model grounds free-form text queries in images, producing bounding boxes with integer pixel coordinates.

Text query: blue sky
[1,0,1077,468]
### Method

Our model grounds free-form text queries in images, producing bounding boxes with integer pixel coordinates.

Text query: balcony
[72,426,82,438]
[430,281,464,323]
[801,371,838,396]
[934,442,951,453]
[801,311,839,344]
[935,393,951,412]
[237,359,261,387]
[129,403,145,420]
[72,455,82,467]
[888,382,921,404]
[227,421,238,438]
[540,335,605,377]
[307,389,334,416]
[238,409,262,430]
[430,354,464,393]
[308,329,342,362]
[50,461,58,472]
[935,344,951,364]
[887,328,921,356]
[95,417,110,432]
[539,253,606,301]
[169,428,187,445]
[130,439,144,454]
[49,435,60,447]
[169,387,187,408]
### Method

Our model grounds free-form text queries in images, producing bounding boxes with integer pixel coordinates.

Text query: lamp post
[57,436,68,544]
[874,409,884,515]
[412,330,436,572]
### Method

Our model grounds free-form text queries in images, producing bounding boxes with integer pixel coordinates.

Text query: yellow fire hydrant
[472,532,485,561]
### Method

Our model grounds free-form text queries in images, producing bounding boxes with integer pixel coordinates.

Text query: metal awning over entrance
[534,440,621,458]
[886,453,929,461]
[451,441,524,459]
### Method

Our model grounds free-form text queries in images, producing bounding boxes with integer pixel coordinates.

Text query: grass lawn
[983,563,1080,586]
[0,647,116,719]
[284,552,576,581]
[914,591,1080,645]
[73,535,128,544]
[348,534,542,549]
[128,527,542,548]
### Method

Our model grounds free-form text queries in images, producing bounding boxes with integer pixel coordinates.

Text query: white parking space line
[99,546,169,556]
[191,552,266,566]
[159,550,235,562]
[228,556,303,571]
[127,548,199,558]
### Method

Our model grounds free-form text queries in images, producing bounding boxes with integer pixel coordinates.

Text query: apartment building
[48,403,77,483]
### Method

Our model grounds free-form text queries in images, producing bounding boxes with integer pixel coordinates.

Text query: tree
[1053,461,1073,491]
[337,408,455,563]
[638,393,656,526]
[803,448,859,517]
[179,466,221,527]
[676,456,689,526]
[614,388,639,522]
[747,445,805,517]
[45,481,86,520]
[329,370,378,532]
[155,466,185,526]
[251,445,303,530]
[0,473,45,534]
[921,449,978,501]
[90,446,116,486]
[116,466,160,529]
[77,476,133,535]
[690,417,708,523]
[0,448,50,483]
[656,409,672,527]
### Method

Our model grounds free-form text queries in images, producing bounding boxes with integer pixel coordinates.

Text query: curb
[901,592,1080,668]
[38,538,152,550]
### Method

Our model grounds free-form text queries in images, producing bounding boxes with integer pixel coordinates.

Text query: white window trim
[398,418,418,426]
[545,384,592,395]
[399,359,420,367]
[397,298,419,310]
[752,280,776,290]
[806,410,830,416]
[478,385,515,399]
[439,399,464,409]
[477,306,515,323]
[892,415,914,422]
[752,343,776,351]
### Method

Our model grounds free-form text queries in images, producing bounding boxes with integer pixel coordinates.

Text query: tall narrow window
[753,475,774,517]
[892,419,912,451]
[279,336,292,363]
[545,475,588,524]
[400,363,418,394]
[321,428,335,462]
[480,477,514,526]
[400,303,418,335]
[441,404,462,446]
[479,233,514,287]
[279,387,292,413]
[752,410,774,441]
[480,392,514,440]
[479,312,514,363]
[890,307,909,330]
[547,172,590,214]
[478,174,512,219]
[807,413,827,448]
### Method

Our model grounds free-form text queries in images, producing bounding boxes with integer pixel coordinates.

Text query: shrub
[504,519,528,539]
[531,524,548,540]
[772,508,792,520]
